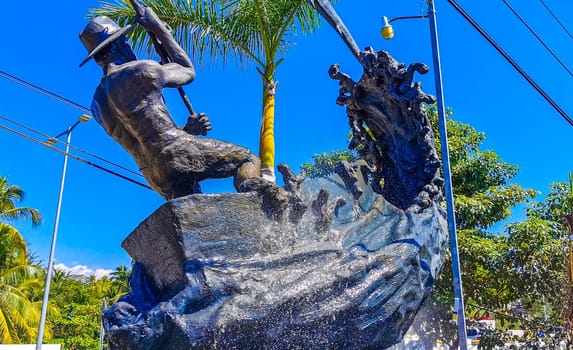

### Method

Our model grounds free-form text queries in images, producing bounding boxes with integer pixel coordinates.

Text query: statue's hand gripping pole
[307,0,362,63]
[129,0,211,136]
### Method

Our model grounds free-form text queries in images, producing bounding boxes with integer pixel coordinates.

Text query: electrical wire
[539,0,573,41]
[0,70,91,114]
[0,115,144,178]
[502,0,573,77]
[446,0,573,127]
[0,120,152,191]
[0,70,154,188]
[0,70,145,178]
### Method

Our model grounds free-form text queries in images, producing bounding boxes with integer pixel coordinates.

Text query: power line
[0,115,144,179]
[446,0,573,128]
[502,0,573,77]
[0,69,144,179]
[0,119,152,191]
[539,0,573,41]
[0,70,91,114]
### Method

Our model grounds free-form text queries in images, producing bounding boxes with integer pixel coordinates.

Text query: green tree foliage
[419,107,556,347]
[475,183,571,349]
[528,176,573,228]
[300,150,356,179]
[109,265,130,302]
[0,178,130,347]
[426,105,536,231]
[427,107,571,347]
[49,266,130,350]
[0,258,44,343]
[0,176,44,343]
[519,177,573,327]
[397,107,534,347]
[505,217,566,315]
[427,107,533,301]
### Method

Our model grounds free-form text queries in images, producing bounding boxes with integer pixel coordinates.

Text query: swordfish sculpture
[80,1,448,349]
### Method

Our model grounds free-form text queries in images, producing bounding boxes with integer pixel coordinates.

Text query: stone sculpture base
[104,174,447,350]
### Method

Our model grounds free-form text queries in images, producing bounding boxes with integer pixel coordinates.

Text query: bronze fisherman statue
[79,6,259,199]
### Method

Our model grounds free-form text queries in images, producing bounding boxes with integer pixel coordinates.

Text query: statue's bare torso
[93,60,185,166]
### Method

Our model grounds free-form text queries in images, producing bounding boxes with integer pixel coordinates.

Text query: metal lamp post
[382,1,468,348]
[35,114,91,350]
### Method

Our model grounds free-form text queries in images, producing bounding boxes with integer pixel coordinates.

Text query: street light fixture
[382,2,468,349]
[35,114,91,350]
[381,15,430,40]
[381,17,394,40]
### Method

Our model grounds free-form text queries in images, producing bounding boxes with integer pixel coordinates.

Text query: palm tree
[0,176,45,343]
[108,265,131,301]
[0,258,44,343]
[90,0,326,182]
[0,176,41,227]
[110,265,130,283]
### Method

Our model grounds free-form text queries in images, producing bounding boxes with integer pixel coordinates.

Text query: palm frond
[220,0,320,66]
[264,0,320,63]
[0,309,12,343]
[88,0,330,69]
[0,223,28,268]
[1,207,42,226]
[0,176,42,226]
[0,177,24,207]
[0,283,40,342]
[0,264,43,287]
[90,0,264,68]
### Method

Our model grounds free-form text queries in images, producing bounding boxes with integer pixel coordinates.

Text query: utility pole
[427,1,468,348]
[36,115,91,350]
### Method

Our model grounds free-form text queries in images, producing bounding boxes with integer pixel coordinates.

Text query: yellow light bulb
[381,16,394,40]
[381,25,394,40]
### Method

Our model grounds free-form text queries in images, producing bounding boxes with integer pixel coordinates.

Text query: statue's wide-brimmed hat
[79,16,135,67]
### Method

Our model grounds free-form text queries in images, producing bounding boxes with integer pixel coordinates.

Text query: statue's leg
[234,155,261,192]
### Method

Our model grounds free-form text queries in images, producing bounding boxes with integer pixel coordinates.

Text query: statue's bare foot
[238,177,289,221]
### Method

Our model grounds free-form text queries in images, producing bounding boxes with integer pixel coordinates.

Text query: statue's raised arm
[134,6,196,87]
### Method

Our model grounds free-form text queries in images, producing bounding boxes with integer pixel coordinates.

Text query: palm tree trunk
[259,69,278,182]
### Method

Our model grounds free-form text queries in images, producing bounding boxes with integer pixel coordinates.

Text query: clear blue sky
[0,0,572,274]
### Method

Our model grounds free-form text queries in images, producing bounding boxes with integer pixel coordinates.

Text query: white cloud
[54,263,113,279]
